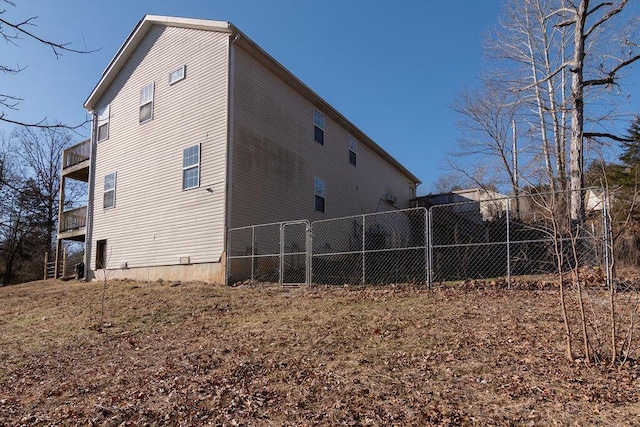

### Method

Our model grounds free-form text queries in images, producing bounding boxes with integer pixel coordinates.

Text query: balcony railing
[63,139,90,169]
[60,206,87,232]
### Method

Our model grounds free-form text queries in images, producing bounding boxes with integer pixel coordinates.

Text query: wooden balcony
[58,206,87,241]
[62,139,90,182]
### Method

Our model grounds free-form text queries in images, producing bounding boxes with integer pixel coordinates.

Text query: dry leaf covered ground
[1,279,639,425]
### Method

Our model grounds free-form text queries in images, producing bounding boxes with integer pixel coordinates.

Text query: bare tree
[0,128,80,284]
[0,139,40,285]
[488,0,571,194]
[452,82,520,194]
[567,1,640,218]
[453,0,639,222]
[451,0,640,366]
[10,127,75,250]
[0,0,96,129]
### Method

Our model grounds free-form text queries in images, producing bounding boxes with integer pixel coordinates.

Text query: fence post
[361,214,366,285]
[506,198,511,290]
[426,208,431,289]
[251,226,256,285]
[43,252,49,280]
[279,223,285,286]
[428,208,433,289]
[225,229,230,285]
[306,221,312,286]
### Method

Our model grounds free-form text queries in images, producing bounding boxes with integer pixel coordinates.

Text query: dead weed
[0,279,639,425]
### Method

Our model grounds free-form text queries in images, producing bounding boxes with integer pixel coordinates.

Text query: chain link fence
[312,208,427,285]
[429,188,609,286]
[226,189,612,287]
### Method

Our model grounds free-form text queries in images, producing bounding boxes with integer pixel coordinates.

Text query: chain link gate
[226,220,310,286]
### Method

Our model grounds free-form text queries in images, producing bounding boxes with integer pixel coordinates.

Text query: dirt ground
[1,278,639,426]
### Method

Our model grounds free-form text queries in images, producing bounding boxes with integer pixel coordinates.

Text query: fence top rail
[311,206,427,226]
[228,219,310,234]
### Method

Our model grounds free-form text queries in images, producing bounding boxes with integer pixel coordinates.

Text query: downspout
[224,31,240,284]
[84,112,98,281]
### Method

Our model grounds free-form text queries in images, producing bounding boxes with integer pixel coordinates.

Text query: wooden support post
[54,240,62,279]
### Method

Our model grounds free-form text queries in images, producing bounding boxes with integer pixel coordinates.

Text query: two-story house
[56,15,420,283]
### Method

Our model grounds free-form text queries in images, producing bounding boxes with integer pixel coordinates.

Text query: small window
[97,104,110,141]
[183,144,200,190]
[314,110,325,145]
[348,135,357,166]
[103,172,116,208]
[139,82,154,123]
[169,65,186,85]
[96,239,107,269]
[314,177,326,213]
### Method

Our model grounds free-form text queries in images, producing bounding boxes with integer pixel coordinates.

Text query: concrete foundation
[89,262,225,284]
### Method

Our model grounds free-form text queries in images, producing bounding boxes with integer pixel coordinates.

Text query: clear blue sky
[2,1,638,192]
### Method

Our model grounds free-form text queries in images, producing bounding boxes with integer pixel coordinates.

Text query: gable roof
[84,15,232,110]
[84,15,420,185]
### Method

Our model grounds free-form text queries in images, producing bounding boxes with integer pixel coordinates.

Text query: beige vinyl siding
[90,26,229,270]
[231,46,415,229]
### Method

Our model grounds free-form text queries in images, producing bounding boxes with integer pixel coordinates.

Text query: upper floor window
[97,104,110,141]
[139,82,154,123]
[103,172,116,209]
[169,65,186,85]
[314,177,326,213]
[183,144,200,190]
[314,110,325,145]
[348,135,357,166]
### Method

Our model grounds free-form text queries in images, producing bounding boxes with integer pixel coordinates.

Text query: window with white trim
[182,144,200,190]
[169,65,186,85]
[348,135,357,166]
[97,104,110,141]
[314,177,326,213]
[314,109,325,145]
[103,172,116,209]
[139,82,154,123]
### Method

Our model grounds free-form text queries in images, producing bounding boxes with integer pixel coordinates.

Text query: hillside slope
[1,279,639,425]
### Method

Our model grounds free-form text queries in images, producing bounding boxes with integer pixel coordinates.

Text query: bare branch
[0,2,99,130]
[0,63,24,74]
[0,16,98,57]
[0,93,22,110]
[582,54,640,87]
[584,132,635,142]
[584,1,627,39]
[513,60,574,93]
[0,112,89,131]
[586,2,615,18]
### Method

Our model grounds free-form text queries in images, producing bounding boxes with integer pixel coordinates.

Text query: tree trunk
[569,0,588,223]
